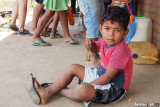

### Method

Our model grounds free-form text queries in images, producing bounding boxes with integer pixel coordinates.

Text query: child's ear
[123,29,129,38]
[99,24,102,33]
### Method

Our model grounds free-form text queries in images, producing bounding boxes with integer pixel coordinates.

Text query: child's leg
[59,83,95,101]
[32,64,87,104]
[31,10,53,43]
[18,0,27,31]
[10,0,19,28]
[30,3,44,34]
[50,12,62,38]
[43,14,54,32]
[58,11,74,42]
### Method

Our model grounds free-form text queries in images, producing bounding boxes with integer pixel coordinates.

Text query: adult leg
[31,10,53,44]
[18,0,28,31]
[10,0,19,28]
[30,3,44,34]
[32,64,89,104]
[78,0,101,67]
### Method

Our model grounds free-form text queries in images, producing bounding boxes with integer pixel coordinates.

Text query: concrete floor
[0,14,160,107]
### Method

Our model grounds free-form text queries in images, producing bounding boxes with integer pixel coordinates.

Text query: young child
[26,6,133,106]
[31,0,77,46]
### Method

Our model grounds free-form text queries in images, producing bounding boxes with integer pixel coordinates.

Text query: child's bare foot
[65,37,78,44]
[49,33,63,39]
[33,78,50,104]
[29,28,36,34]
[31,36,50,46]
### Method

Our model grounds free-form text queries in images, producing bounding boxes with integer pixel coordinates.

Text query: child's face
[100,21,129,46]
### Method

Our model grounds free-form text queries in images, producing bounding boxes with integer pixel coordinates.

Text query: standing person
[9,0,30,35]
[77,0,104,67]
[29,0,56,37]
[31,0,77,46]
[26,6,133,106]
[29,0,45,35]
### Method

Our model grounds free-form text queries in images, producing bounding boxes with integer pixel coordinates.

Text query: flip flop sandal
[50,33,63,39]
[73,33,85,38]
[25,73,40,105]
[32,41,52,46]
[8,25,19,31]
[65,38,78,45]
[18,30,30,35]
[41,83,53,87]
[41,30,50,37]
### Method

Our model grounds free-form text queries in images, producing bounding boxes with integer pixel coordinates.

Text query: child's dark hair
[101,6,130,31]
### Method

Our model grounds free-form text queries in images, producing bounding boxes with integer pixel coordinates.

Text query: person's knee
[67,64,79,72]
[75,83,95,101]
[36,3,44,9]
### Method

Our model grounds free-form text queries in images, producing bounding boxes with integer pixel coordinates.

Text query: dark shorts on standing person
[35,0,44,4]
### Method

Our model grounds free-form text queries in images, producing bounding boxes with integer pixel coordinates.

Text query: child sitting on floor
[25,6,133,107]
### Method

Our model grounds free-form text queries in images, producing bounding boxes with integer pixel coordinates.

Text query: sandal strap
[50,33,57,37]
[69,38,75,42]
[36,41,47,45]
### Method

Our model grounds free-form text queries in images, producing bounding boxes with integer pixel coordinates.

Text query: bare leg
[58,11,74,42]
[18,0,27,31]
[30,3,44,34]
[10,0,19,28]
[32,64,94,104]
[31,10,54,44]
[59,83,95,101]
[43,14,54,32]
[50,12,62,39]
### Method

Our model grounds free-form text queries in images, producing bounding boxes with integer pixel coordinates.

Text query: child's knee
[75,83,95,101]
[67,64,80,70]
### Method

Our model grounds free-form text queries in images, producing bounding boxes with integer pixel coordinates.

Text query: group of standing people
[9,0,113,67]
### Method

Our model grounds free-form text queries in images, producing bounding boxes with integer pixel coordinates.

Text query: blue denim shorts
[77,0,104,38]
[35,0,43,4]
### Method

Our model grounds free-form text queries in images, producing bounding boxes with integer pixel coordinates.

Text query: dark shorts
[35,0,44,4]
[84,85,126,106]
[92,85,126,104]
[83,66,126,106]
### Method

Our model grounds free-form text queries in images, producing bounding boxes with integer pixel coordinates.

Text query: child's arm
[90,66,119,85]
[86,41,98,53]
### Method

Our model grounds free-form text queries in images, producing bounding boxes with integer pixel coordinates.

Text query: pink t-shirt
[96,38,133,89]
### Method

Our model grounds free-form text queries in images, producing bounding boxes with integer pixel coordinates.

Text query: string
[87,44,91,66]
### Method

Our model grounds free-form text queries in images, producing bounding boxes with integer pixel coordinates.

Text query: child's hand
[85,38,92,49]
[85,38,98,53]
